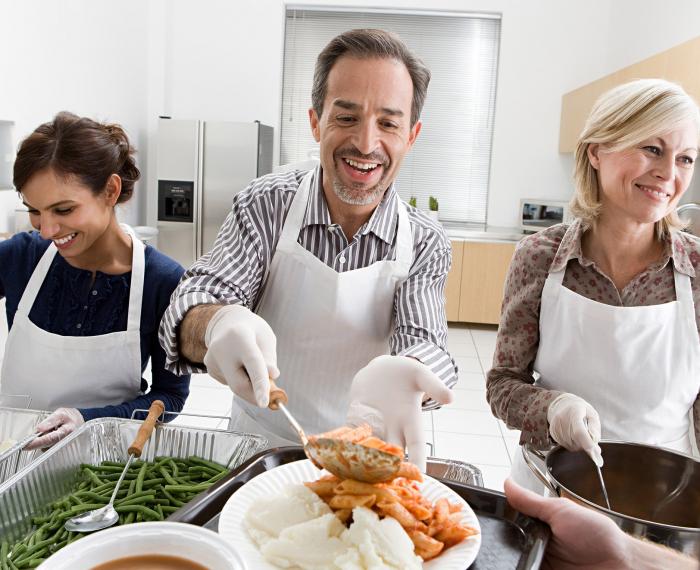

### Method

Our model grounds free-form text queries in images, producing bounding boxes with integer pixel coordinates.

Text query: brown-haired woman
[0,112,190,448]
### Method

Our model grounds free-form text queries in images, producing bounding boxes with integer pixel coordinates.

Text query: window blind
[281,7,501,224]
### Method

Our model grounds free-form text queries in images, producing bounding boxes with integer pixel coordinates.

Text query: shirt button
[339,256,346,264]
[91,290,97,296]
[83,305,88,310]
[328,226,336,233]
[76,323,82,329]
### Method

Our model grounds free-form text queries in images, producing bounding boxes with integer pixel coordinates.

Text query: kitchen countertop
[440,221,525,243]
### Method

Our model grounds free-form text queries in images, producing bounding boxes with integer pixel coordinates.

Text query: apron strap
[121,224,145,332]
[673,266,693,307]
[279,169,315,247]
[16,242,58,316]
[393,198,413,272]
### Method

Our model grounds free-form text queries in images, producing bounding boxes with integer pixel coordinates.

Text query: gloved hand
[25,408,84,450]
[346,355,454,471]
[547,393,603,466]
[203,304,279,407]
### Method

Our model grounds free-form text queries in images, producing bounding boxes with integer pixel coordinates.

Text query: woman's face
[589,121,699,227]
[21,168,119,262]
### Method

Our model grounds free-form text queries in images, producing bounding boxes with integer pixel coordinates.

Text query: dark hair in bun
[13,111,140,204]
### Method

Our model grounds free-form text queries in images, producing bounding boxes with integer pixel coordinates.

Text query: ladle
[64,400,164,532]
[268,380,400,483]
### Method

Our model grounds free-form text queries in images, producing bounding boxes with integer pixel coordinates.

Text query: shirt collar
[549,218,695,277]
[301,167,399,245]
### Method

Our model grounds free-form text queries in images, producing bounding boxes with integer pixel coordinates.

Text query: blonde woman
[486,79,700,490]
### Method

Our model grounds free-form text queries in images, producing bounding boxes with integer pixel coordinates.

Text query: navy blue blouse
[0,231,190,421]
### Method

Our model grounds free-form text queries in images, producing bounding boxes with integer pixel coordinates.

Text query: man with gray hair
[159,29,456,470]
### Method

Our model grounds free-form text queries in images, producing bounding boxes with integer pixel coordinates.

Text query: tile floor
[170,323,519,491]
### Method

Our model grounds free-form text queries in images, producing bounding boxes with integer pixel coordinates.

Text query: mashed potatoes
[244,485,422,569]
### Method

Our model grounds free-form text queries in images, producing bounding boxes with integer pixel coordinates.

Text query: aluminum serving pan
[0,417,267,541]
[0,407,49,485]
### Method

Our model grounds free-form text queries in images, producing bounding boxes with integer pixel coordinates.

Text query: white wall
[0,0,151,230]
[2,1,700,231]
[152,0,700,229]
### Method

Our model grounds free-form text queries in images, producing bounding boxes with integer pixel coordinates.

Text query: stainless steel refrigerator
[156,118,273,267]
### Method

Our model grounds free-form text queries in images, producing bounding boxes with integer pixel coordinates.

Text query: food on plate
[0,438,17,453]
[306,472,477,561]
[244,484,422,569]
[91,554,209,570]
[307,426,478,560]
[1,456,229,568]
[244,429,478,567]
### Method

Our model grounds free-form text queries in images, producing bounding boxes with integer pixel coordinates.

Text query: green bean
[163,482,211,494]
[81,468,104,486]
[115,492,156,507]
[158,466,180,486]
[134,462,148,493]
[188,456,227,473]
[1,542,9,570]
[114,505,160,520]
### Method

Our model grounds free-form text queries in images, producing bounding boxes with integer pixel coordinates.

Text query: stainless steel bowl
[523,441,700,557]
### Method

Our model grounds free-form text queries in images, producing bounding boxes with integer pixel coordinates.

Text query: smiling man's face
[309,56,421,208]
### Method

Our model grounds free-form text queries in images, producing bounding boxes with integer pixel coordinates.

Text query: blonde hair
[572,79,700,239]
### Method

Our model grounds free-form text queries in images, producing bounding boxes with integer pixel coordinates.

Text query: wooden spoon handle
[128,400,165,457]
[268,379,288,410]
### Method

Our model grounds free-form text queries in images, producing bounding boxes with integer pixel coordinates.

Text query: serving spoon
[65,400,165,533]
[268,380,401,483]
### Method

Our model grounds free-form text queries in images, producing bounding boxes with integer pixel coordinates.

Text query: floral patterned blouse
[486,219,700,450]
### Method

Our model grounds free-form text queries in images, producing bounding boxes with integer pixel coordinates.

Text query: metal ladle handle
[127,400,165,457]
[267,379,308,447]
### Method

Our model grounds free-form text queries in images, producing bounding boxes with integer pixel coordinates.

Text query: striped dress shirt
[159,169,458,408]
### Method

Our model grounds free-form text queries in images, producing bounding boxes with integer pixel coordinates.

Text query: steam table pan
[0,416,268,541]
[169,447,549,569]
[0,407,49,485]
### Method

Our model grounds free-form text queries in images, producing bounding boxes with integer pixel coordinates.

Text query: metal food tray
[0,417,268,541]
[169,447,549,569]
[0,407,49,485]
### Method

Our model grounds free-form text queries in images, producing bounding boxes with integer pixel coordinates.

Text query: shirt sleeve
[391,227,457,410]
[485,234,563,449]
[158,190,270,376]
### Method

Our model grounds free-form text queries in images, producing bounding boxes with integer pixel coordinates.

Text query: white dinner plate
[218,459,481,569]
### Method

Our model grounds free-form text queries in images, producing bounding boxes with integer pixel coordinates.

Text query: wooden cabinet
[445,240,516,325]
[559,36,700,152]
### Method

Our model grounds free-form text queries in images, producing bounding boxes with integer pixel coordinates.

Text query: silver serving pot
[522,441,700,558]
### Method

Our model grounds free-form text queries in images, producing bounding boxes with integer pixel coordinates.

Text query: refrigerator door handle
[195,121,205,262]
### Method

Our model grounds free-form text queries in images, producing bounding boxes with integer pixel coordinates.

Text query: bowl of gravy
[39,522,245,570]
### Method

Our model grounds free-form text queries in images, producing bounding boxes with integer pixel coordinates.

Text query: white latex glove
[203,304,279,408]
[547,393,603,466]
[346,355,454,472]
[25,408,84,450]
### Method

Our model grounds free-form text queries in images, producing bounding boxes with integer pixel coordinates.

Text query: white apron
[228,170,413,445]
[0,225,145,411]
[512,254,700,492]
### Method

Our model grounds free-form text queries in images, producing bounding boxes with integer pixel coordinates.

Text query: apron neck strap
[673,265,693,309]
[16,242,59,316]
[121,224,145,332]
[393,199,413,270]
[279,170,315,246]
